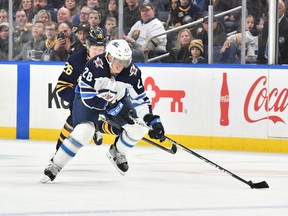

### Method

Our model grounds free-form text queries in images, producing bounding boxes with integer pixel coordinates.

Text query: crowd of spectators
[0,0,287,64]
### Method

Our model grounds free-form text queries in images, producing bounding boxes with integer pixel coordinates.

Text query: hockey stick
[141,137,177,154]
[163,136,269,189]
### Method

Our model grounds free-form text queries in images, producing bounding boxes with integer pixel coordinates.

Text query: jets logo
[94,57,104,69]
[97,91,115,102]
[129,65,138,76]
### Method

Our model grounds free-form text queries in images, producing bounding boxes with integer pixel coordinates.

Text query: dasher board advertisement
[1,62,288,152]
[30,64,70,129]
[140,66,272,138]
[0,64,17,138]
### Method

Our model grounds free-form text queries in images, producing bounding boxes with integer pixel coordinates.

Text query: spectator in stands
[192,16,227,63]
[70,23,90,54]
[13,9,33,58]
[30,0,57,22]
[64,0,79,22]
[33,9,52,24]
[123,0,142,34]
[42,21,58,61]
[88,10,103,31]
[104,16,117,41]
[51,21,73,61]
[72,5,91,26]
[246,0,268,28]
[172,0,203,27]
[109,26,145,62]
[166,0,178,28]
[86,0,105,23]
[57,7,72,24]
[126,1,167,58]
[0,22,9,60]
[0,9,8,23]
[19,0,34,23]
[220,15,258,64]
[14,21,46,60]
[258,0,288,64]
[214,0,241,33]
[185,39,206,63]
[164,28,193,63]
[103,0,118,22]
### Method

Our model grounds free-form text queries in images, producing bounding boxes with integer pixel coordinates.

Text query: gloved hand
[106,100,134,125]
[144,114,165,139]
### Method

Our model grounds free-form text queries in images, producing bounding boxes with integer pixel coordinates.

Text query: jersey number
[83,67,93,82]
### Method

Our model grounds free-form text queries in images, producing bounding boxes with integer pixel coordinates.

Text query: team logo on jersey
[94,57,104,69]
[97,91,115,102]
[131,30,140,41]
[129,64,138,76]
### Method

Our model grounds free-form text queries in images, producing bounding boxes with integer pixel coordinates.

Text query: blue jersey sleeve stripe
[80,93,97,99]
[132,92,147,100]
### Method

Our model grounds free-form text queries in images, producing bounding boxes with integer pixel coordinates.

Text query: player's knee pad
[116,124,148,153]
[70,122,95,146]
[122,122,148,140]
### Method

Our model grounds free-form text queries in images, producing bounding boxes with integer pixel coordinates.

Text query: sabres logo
[129,64,138,76]
[94,57,104,69]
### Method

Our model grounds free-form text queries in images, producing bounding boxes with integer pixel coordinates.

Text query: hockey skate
[40,160,62,183]
[106,144,128,176]
[93,130,103,145]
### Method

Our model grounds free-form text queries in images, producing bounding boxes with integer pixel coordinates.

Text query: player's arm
[128,70,165,140]
[56,61,77,104]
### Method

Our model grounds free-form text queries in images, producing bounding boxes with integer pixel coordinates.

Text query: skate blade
[40,175,52,184]
[106,152,125,176]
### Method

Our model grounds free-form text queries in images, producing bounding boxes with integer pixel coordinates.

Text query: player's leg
[41,121,95,183]
[56,115,73,150]
[41,94,99,183]
[106,120,148,175]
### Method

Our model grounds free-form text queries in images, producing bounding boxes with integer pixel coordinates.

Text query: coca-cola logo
[244,76,286,124]
[144,77,185,112]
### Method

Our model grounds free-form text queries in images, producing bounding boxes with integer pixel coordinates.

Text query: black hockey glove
[106,96,137,125]
[144,114,165,140]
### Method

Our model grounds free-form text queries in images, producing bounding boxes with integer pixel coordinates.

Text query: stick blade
[248,180,269,189]
[171,144,177,154]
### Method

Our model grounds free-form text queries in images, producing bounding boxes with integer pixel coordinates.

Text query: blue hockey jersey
[77,53,151,117]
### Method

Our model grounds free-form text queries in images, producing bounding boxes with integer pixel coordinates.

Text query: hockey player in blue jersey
[41,39,165,183]
[55,29,106,150]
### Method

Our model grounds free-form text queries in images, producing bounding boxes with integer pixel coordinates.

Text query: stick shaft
[164,136,252,187]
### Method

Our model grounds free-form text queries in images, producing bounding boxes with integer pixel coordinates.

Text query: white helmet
[105,39,132,67]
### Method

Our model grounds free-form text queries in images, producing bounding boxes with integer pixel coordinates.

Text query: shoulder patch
[129,64,138,76]
[94,57,104,69]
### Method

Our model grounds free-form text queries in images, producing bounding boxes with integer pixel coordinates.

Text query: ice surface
[0,139,288,216]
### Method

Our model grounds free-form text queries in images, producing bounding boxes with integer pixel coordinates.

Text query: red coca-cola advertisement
[220,72,229,126]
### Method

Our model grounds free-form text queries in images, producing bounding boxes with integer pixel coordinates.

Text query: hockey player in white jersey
[41,39,165,183]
